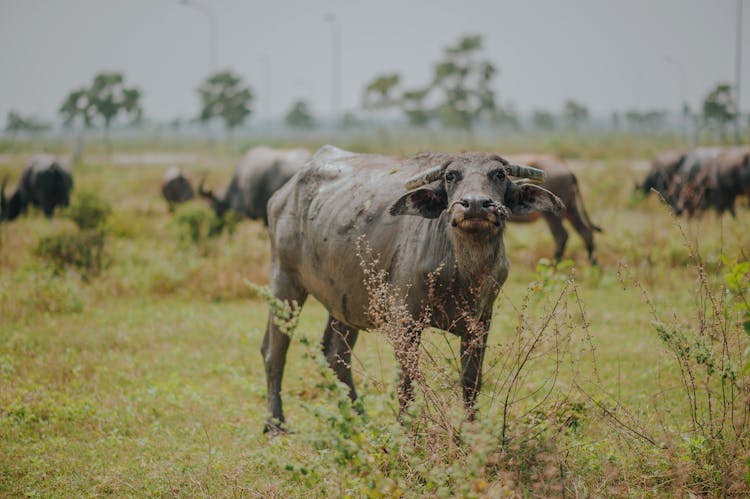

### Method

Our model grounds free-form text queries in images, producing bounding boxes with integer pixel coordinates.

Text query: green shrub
[173,204,239,250]
[35,229,107,278]
[64,191,112,230]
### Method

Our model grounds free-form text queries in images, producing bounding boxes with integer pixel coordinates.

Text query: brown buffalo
[507,155,602,264]
[687,147,750,217]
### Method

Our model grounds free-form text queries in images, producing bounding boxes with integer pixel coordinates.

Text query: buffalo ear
[505,182,564,216]
[390,184,447,219]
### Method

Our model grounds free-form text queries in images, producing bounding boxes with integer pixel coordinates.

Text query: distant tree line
[2,32,743,144]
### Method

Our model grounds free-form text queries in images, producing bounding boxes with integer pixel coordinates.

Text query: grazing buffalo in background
[198,146,311,224]
[639,150,686,199]
[507,155,602,264]
[161,167,194,212]
[261,145,563,433]
[687,147,750,217]
[668,147,722,215]
[1,154,73,221]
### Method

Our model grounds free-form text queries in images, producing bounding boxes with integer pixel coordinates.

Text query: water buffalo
[198,146,311,224]
[689,147,750,217]
[161,167,194,212]
[261,145,563,433]
[1,154,73,221]
[669,147,723,215]
[639,150,686,199]
[507,155,602,264]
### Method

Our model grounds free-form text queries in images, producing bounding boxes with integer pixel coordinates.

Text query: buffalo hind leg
[461,327,489,420]
[565,210,598,264]
[542,213,568,263]
[261,268,307,434]
[322,317,360,404]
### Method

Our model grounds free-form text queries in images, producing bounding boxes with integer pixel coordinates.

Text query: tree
[197,71,253,139]
[562,99,589,131]
[59,72,142,141]
[401,87,432,127]
[702,83,737,141]
[87,72,142,137]
[492,103,521,131]
[285,99,315,129]
[610,111,621,132]
[59,72,141,159]
[5,111,51,135]
[60,88,93,128]
[362,73,401,110]
[625,109,668,134]
[532,110,557,132]
[430,34,497,131]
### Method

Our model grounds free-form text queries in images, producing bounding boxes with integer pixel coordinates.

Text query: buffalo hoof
[263,419,289,436]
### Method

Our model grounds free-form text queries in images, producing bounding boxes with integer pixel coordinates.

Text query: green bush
[35,229,107,278]
[64,191,112,230]
[173,204,239,250]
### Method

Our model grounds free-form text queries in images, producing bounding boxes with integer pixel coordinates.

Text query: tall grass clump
[172,204,239,254]
[261,237,594,496]
[34,191,112,279]
[620,220,750,496]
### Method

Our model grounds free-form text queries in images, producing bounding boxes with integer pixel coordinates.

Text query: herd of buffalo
[2,144,749,432]
[639,146,750,218]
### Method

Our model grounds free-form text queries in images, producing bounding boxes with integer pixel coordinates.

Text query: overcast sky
[0,0,748,124]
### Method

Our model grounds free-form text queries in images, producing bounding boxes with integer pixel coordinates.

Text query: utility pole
[325,14,341,127]
[180,0,218,74]
[735,0,743,144]
[665,55,687,140]
[261,55,271,133]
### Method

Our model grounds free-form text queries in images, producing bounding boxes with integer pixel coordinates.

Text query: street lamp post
[260,55,271,132]
[180,0,218,74]
[325,14,341,127]
[735,0,743,144]
[665,55,687,140]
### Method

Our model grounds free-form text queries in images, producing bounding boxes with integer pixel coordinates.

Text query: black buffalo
[1,154,74,221]
[161,167,195,212]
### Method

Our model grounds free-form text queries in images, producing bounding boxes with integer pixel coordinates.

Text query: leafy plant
[197,70,253,140]
[64,191,112,231]
[284,99,315,129]
[173,204,238,253]
[34,192,112,278]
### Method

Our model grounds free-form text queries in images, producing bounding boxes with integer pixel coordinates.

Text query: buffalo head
[390,154,562,237]
[0,176,24,222]
[198,176,230,218]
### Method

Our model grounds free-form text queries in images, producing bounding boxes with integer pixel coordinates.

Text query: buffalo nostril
[482,200,493,209]
[458,199,469,208]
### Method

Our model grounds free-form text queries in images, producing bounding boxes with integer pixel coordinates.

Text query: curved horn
[197,176,215,200]
[404,161,451,190]
[505,163,546,184]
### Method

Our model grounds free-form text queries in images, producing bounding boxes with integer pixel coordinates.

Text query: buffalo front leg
[395,328,422,418]
[260,268,307,434]
[322,317,360,403]
[460,327,489,420]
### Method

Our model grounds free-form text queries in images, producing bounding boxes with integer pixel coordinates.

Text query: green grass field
[1,137,749,496]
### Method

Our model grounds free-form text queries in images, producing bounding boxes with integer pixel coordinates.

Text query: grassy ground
[1,138,749,496]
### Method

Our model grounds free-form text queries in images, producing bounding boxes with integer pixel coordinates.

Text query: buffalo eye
[490,169,506,181]
[445,170,460,182]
